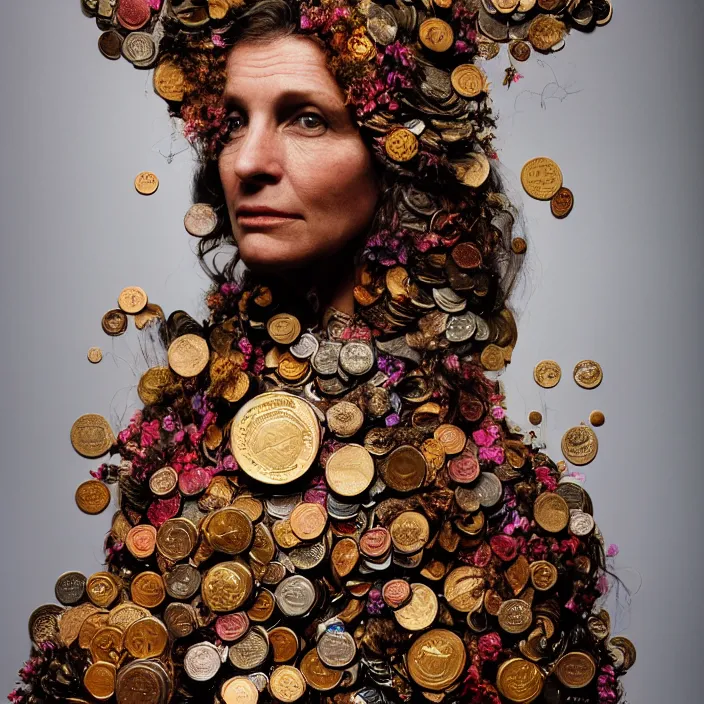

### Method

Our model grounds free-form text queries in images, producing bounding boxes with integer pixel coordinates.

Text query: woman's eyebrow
[223,89,339,111]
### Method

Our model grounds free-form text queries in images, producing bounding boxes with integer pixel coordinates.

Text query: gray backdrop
[1,1,702,700]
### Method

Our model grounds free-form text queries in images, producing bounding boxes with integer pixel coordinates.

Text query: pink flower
[8,688,25,703]
[513,73,524,83]
[478,445,505,464]
[148,0,162,9]
[211,33,226,48]
[535,466,558,491]
[139,419,161,448]
[472,429,493,447]
[607,543,620,557]
[173,429,185,443]
[490,405,506,420]
[162,415,175,432]
[478,632,502,662]
[238,337,253,355]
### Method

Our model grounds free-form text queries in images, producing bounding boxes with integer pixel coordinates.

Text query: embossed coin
[454,152,491,188]
[326,443,375,497]
[561,425,598,465]
[117,286,148,314]
[275,575,316,618]
[130,571,165,609]
[168,334,210,378]
[154,58,186,103]
[394,583,438,631]
[551,187,574,218]
[407,629,466,691]
[382,579,411,609]
[269,665,307,702]
[134,171,159,195]
[157,517,198,561]
[528,15,566,53]
[300,648,343,691]
[481,343,505,371]
[451,64,486,97]
[71,414,114,458]
[498,599,533,634]
[90,625,124,665]
[510,40,531,62]
[384,128,418,162]
[444,566,485,613]
[228,626,270,670]
[149,466,178,496]
[533,492,571,532]
[101,309,127,336]
[87,347,103,363]
[317,627,356,668]
[84,661,116,700]
[125,524,157,559]
[115,661,166,704]
[390,511,429,554]
[184,203,217,237]
[269,626,299,663]
[55,571,87,606]
[204,507,254,554]
[164,563,202,600]
[533,360,561,388]
[521,158,563,200]
[555,651,597,688]
[267,314,301,345]
[124,616,168,659]
[29,604,63,646]
[290,502,328,541]
[496,657,544,703]
[419,18,454,52]
[222,676,259,704]
[202,560,253,612]
[530,560,558,591]
[86,572,120,609]
[138,366,176,406]
[184,641,222,681]
[528,411,543,425]
[573,359,603,389]
[75,480,111,514]
[433,424,466,455]
[339,341,374,376]
[232,392,320,485]
[326,401,364,438]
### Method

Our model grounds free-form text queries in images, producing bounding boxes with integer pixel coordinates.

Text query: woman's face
[218,34,381,272]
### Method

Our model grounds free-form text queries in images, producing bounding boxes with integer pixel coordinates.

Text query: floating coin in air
[118,286,148,314]
[521,157,563,200]
[184,203,217,237]
[561,424,599,465]
[101,309,127,336]
[134,171,159,195]
[589,410,605,427]
[75,480,111,515]
[573,359,603,389]
[551,186,574,218]
[71,413,114,457]
[87,347,103,364]
[533,360,561,388]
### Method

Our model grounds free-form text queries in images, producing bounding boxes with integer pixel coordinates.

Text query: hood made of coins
[9,2,635,704]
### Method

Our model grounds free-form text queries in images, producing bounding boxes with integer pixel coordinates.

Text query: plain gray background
[1,1,702,700]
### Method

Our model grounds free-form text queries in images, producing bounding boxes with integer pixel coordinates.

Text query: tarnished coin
[311,341,342,376]
[117,286,148,314]
[473,472,503,507]
[154,59,186,103]
[481,344,505,371]
[510,40,531,62]
[202,560,253,612]
[326,401,364,438]
[496,658,544,703]
[221,676,259,704]
[71,414,114,458]
[498,599,533,634]
[29,604,63,646]
[551,187,574,218]
[228,626,270,670]
[528,15,566,52]
[326,443,375,497]
[533,492,570,532]
[382,445,426,492]
[75,480,111,514]
[275,575,316,618]
[232,391,320,485]
[168,334,210,378]
[339,341,374,376]
[90,625,124,665]
[98,30,122,60]
[561,425,598,465]
[609,636,637,671]
[290,502,328,541]
[555,651,597,688]
[573,359,603,389]
[394,583,438,631]
[521,158,563,200]
[138,366,176,405]
[184,203,218,237]
[58,602,98,648]
[290,332,319,360]
[419,18,454,52]
[55,571,87,606]
[101,309,127,336]
[511,237,527,254]
[407,629,467,691]
[317,627,356,668]
[134,171,159,195]
[530,560,558,591]
[385,127,418,162]
[528,411,543,425]
[300,648,343,691]
[269,665,306,702]
[116,661,167,704]
[184,641,222,681]
[84,661,116,701]
[122,32,157,67]
[87,346,103,364]
[533,360,561,388]
[164,602,196,640]
[124,616,169,659]
[451,64,486,97]
[267,314,301,345]
[590,410,605,427]
[164,563,202,600]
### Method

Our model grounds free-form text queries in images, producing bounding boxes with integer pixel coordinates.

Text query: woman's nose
[230,120,283,184]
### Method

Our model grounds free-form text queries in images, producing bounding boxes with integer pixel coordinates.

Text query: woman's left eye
[295,113,326,130]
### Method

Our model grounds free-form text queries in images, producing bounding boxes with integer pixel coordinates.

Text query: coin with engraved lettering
[275,575,316,618]
[521,157,563,200]
[184,641,222,681]
[561,425,598,465]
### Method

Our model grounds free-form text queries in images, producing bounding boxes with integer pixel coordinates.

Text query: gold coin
[498,599,533,635]
[494,0,520,12]
[382,445,426,493]
[511,237,527,254]
[149,466,178,496]
[496,658,544,703]
[75,480,111,515]
[153,59,185,102]
[454,152,491,188]
[117,286,148,314]
[347,33,375,61]
[530,560,558,591]
[528,15,566,52]
[168,334,210,378]
[528,411,543,425]
[135,302,165,330]
[232,391,320,485]
[221,677,259,704]
[590,410,605,427]
[231,495,264,522]
[533,360,561,388]
[418,18,454,53]
[269,665,307,703]
[202,559,253,612]
[124,616,168,659]
[573,359,603,389]
[134,171,159,195]
[89,626,124,665]
[394,583,438,631]
[138,366,176,405]
[247,589,276,623]
[130,571,166,609]
[101,309,127,336]
[421,438,445,477]
[300,648,343,691]
[384,128,418,162]
[450,64,486,97]
[521,157,563,200]
[433,424,466,455]
[289,502,328,541]
[79,612,110,649]
[87,347,103,364]
[561,425,599,465]
[125,524,157,559]
[157,517,198,561]
[84,661,116,700]
[481,344,505,371]
[331,537,359,578]
[59,603,99,646]
[269,626,300,663]
[107,603,150,631]
[71,414,114,458]
[204,507,254,554]
[267,313,301,344]
[555,651,597,688]
[407,629,467,691]
[390,511,429,554]
[325,443,375,497]
[278,352,309,383]
[533,492,570,533]
[326,401,364,438]
[443,566,485,612]
[273,519,302,549]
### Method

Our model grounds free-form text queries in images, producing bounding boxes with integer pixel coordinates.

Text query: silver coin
[432,287,467,313]
[184,641,222,681]
[184,203,217,238]
[317,375,348,396]
[326,494,361,520]
[181,499,208,526]
[116,662,166,704]
[339,342,375,376]
[289,541,327,571]
[312,340,342,376]
[164,602,196,639]
[122,32,157,66]
[374,336,421,364]
[290,332,319,360]
[275,575,317,617]
[366,3,398,45]
[54,571,87,605]
[248,672,270,692]
[473,472,503,507]
[446,313,477,342]
[228,626,269,670]
[317,627,357,668]
[474,316,491,341]
[164,563,201,600]
[265,494,301,520]
[569,510,595,537]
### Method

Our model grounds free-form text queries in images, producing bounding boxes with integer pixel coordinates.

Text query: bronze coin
[98,31,122,60]
[528,411,543,425]
[590,410,605,427]
[551,187,574,219]
[75,480,111,515]
[510,40,531,62]
[101,309,128,336]
[382,445,427,492]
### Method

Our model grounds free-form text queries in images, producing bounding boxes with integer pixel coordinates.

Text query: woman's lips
[236,213,300,227]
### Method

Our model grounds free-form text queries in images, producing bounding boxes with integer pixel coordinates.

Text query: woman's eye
[295,113,326,130]
[224,112,326,136]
